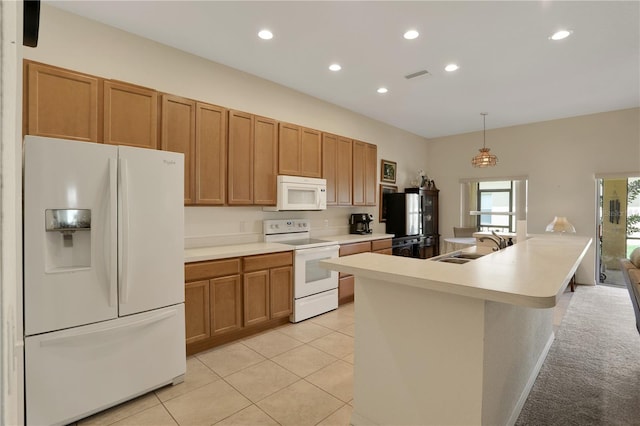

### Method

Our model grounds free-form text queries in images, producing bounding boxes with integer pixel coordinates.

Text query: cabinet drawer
[339,241,371,256]
[373,248,393,255]
[371,238,392,251]
[243,251,293,272]
[185,258,241,282]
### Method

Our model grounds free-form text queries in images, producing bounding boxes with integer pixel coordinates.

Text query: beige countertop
[185,243,293,263]
[184,233,394,263]
[321,235,592,308]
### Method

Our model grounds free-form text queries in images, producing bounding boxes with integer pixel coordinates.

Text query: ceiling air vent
[404,70,431,80]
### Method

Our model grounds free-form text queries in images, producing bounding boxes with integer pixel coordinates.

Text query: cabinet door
[322,133,338,205]
[300,127,322,178]
[161,95,196,204]
[278,122,300,176]
[228,110,254,205]
[244,270,270,327]
[196,102,227,205]
[339,275,355,305]
[26,61,100,142]
[254,116,278,205]
[365,142,377,205]
[185,280,210,344]
[352,140,366,206]
[104,81,158,149]
[337,137,353,205]
[270,266,293,319]
[210,275,242,335]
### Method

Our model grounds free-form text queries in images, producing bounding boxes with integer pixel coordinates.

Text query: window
[475,181,514,232]
[460,178,526,233]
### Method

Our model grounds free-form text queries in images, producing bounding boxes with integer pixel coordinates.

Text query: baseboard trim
[506,331,556,426]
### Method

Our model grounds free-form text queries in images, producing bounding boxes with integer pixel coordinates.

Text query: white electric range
[264,219,339,322]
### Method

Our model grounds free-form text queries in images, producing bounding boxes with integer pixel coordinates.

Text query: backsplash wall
[185,206,380,248]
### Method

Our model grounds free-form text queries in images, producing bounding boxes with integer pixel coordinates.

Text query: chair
[453,227,477,238]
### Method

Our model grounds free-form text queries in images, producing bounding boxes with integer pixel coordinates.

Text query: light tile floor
[77,303,356,426]
[75,289,574,426]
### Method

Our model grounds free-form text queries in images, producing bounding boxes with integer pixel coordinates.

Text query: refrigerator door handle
[119,158,131,305]
[38,310,177,347]
[108,158,118,307]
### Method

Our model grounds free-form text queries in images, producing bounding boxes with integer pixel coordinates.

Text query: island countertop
[321,235,592,308]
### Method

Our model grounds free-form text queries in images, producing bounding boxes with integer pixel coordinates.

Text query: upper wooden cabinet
[25,61,100,142]
[323,133,353,206]
[195,102,227,205]
[278,122,322,178]
[228,110,254,205]
[322,133,338,205]
[104,80,158,149]
[161,94,196,204]
[353,140,377,206]
[228,111,278,206]
[162,96,227,206]
[253,116,278,205]
[365,142,377,205]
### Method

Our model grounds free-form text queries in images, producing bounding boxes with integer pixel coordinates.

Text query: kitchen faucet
[478,230,507,251]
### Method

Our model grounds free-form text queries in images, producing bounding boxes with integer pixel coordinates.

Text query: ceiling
[47,1,640,139]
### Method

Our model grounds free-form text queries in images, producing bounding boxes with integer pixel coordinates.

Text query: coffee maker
[349,213,373,234]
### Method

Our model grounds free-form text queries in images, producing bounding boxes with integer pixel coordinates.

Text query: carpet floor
[516,285,640,426]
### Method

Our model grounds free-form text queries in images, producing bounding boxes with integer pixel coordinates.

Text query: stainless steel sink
[438,257,471,264]
[430,250,488,264]
[453,253,486,260]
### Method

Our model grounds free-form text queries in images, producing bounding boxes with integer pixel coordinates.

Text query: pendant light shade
[545,216,576,233]
[471,113,498,168]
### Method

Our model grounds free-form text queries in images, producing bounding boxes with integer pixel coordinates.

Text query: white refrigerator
[23,136,186,426]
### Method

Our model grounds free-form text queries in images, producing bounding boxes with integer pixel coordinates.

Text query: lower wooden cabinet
[338,274,355,305]
[338,238,392,304]
[184,251,293,355]
[184,274,242,344]
[270,266,294,318]
[371,238,392,254]
[244,270,270,327]
[211,275,242,335]
[184,280,210,345]
[243,254,294,326]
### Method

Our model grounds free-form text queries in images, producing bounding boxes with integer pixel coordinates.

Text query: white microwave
[264,175,327,211]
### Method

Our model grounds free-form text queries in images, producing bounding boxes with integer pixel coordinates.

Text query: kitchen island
[321,235,591,426]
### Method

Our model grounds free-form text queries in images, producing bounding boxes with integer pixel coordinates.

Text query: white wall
[24,5,429,242]
[426,108,640,284]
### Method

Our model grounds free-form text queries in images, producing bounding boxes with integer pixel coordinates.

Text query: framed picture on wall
[381,159,397,183]
[379,184,398,222]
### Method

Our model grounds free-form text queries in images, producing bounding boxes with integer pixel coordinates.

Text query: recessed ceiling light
[377,87,388,94]
[550,29,572,41]
[329,63,342,72]
[403,30,419,40]
[445,64,459,72]
[258,29,273,40]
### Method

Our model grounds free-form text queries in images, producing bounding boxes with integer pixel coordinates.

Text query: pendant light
[471,112,498,168]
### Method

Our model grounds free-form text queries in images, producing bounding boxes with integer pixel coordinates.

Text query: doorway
[597,177,640,285]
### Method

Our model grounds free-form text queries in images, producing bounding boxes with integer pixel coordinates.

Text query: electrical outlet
[323,219,329,228]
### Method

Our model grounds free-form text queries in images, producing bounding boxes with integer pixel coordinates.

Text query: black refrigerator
[385,192,423,257]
